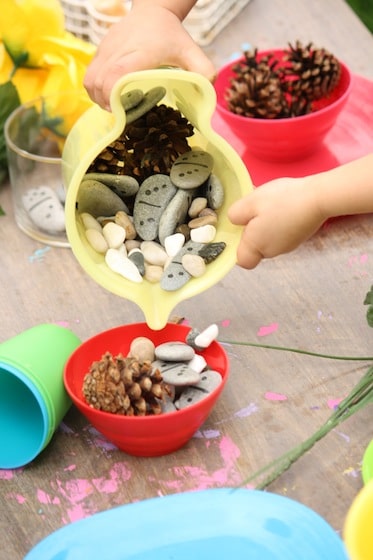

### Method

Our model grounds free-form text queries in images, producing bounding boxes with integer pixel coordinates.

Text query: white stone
[22,185,65,233]
[85,228,109,254]
[188,353,207,373]
[164,232,185,257]
[102,221,126,248]
[80,212,102,232]
[105,248,143,283]
[194,323,219,348]
[190,224,216,243]
[141,241,168,266]
[181,254,206,277]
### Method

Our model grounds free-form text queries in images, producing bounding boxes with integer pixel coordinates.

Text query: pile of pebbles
[82,323,222,416]
[76,86,227,291]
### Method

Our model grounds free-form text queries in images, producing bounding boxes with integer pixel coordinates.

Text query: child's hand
[228,177,325,269]
[84,4,215,110]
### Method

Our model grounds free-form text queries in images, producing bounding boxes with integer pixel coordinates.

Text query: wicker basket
[60,0,90,41]
[60,0,252,46]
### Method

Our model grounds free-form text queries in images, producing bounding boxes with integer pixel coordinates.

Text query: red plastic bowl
[214,49,353,162]
[64,323,229,456]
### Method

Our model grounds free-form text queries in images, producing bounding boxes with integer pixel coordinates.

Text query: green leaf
[364,285,373,305]
[0,81,21,180]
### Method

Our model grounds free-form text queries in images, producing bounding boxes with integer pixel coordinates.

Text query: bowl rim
[63,322,230,422]
[214,48,353,124]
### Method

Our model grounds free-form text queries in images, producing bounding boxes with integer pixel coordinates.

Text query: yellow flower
[0,0,97,179]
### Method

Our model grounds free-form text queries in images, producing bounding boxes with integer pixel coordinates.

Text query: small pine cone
[226,49,288,119]
[284,40,341,101]
[87,135,139,177]
[82,353,168,416]
[124,104,194,180]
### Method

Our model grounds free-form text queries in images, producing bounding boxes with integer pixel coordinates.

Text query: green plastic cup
[0,324,81,469]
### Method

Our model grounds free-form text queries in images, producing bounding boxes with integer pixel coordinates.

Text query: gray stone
[133,174,177,241]
[155,361,201,386]
[120,88,144,111]
[125,86,166,124]
[154,342,195,362]
[158,188,194,245]
[22,186,65,233]
[198,242,226,264]
[83,173,139,199]
[205,173,225,210]
[128,248,145,276]
[77,179,127,217]
[170,149,213,189]
[160,240,204,291]
[195,369,222,392]
[185,328,203,350]
[174,386,207,409]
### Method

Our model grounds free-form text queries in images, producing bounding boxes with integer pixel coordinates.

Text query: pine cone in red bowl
[214,44,352,162]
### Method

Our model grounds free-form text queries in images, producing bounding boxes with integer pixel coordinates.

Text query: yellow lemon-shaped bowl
[344,479,373,560]
[63,69,252,329]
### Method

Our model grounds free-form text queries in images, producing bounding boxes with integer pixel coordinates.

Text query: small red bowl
[214,49,353,162]
[64,323,229,456]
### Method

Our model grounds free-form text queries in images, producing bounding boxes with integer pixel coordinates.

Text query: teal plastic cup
[0,324,81,469]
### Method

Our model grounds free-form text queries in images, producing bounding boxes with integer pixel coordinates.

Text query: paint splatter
[28,247,51,262]
[257,323,279,337]
[220,319,231,328]
[194,429,221,439]
[5,493,26,504]
[234,403,259,418]
[265,391,288,402]
[327,398,343,410]
[343,467,360,478]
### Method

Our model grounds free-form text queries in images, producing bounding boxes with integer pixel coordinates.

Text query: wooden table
[1,1,373,557]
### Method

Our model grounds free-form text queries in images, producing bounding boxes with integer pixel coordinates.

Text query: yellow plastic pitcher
[63,69,252,329]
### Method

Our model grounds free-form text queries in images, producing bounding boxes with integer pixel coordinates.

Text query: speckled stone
[195,369,222,392]
[158,188,195,246]
[154,342,195,362]
[185,328,203,350]
[160,240,204,291]
[125,86,166,124]
[133,174,177,241]
[83,173,139,200]
[154,361,201,386]
[78,179,128,217]
[120,88,144,111]
[170,149,213,189]
[22,186,65,233]
[205,173,225,210]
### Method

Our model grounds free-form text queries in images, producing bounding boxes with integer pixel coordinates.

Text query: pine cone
[82,352,168,416]
[225,49,289,119]
[284,40,341,101]
[87,134,138,177]
[124,104,194,180]
[87,104,194,181]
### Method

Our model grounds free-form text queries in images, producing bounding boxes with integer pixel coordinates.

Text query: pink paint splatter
[257,323,279,337]
[64,464,76,472]
[152,435,242,492]
[265,391,288,402]
[327,398,343,410]
[5,493,26,504]
[37,489,61,505]
[220,319,231,328]
[0,470,15,480]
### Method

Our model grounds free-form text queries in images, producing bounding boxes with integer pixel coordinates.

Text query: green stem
[219,339,373,362]
[240,365,373,489]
